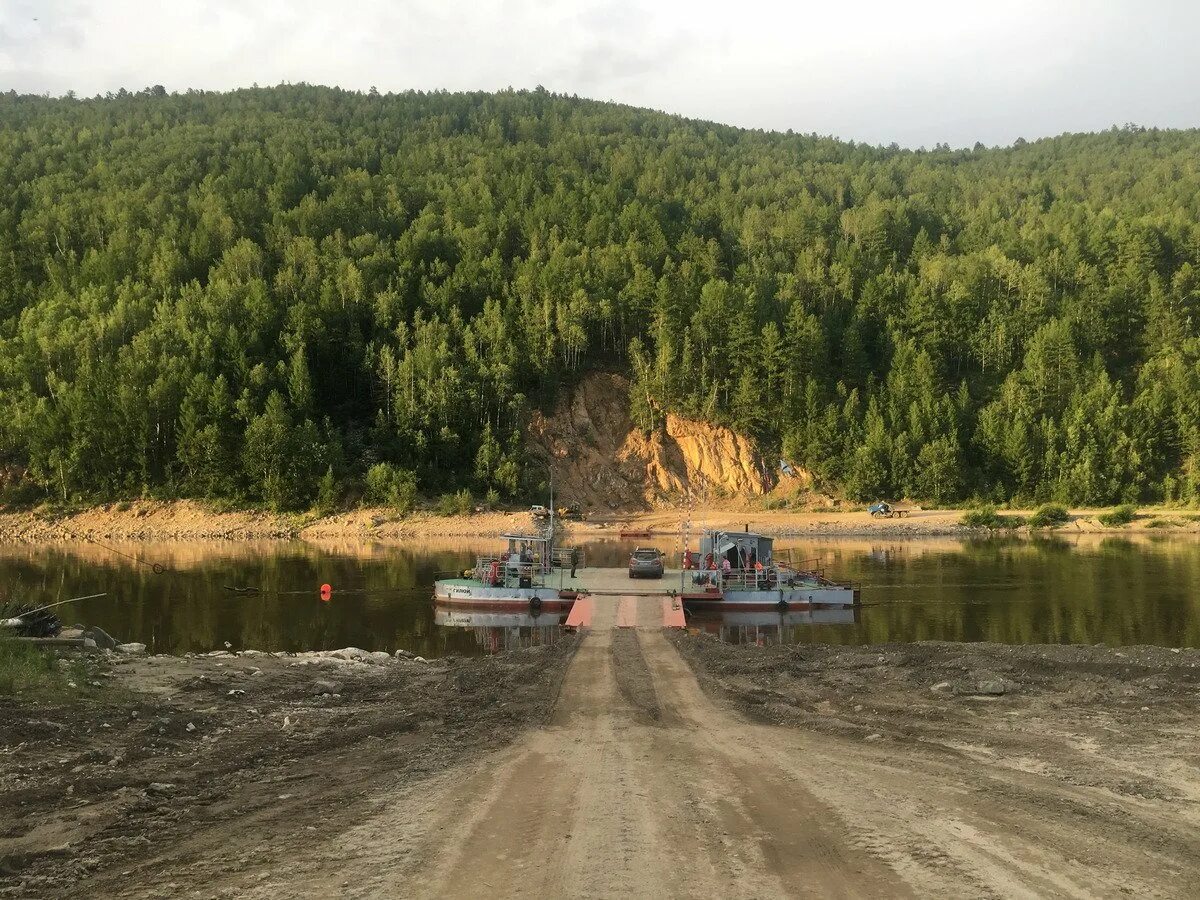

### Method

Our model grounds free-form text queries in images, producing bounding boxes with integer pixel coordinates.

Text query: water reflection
[687,608,858,646]
[0,541,479,657]
[433,608,569,654]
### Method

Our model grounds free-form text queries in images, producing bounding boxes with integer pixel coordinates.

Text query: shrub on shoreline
[1097,504,1137,527]
[365,464,418,514]
[1029,504,1070,528]
[435,489,474,517]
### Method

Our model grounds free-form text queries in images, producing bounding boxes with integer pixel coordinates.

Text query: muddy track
[220,604,1200,898]
[213,599,903,898]
[610,629,663,723]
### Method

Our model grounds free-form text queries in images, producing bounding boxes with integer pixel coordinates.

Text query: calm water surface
[3,535,1199,654]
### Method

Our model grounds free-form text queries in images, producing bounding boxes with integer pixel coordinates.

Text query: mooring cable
[223,585,434,597]
[13,592,108,616]
[856,595,1059,608]
[59,528,171,575]
[85,536,168,574]
[1,591,109,627]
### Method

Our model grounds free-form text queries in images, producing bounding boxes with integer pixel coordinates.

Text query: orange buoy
[319,583,332,601]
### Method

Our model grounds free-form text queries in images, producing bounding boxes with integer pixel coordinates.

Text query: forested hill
[2,85,1199,510]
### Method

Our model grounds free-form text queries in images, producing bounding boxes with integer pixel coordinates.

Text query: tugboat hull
[681,585,857,609]
[433,579,576,611]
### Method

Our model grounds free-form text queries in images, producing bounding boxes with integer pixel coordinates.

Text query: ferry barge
[432,527,858,613]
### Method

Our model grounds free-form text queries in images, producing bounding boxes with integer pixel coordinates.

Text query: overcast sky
[2,0,1198,147]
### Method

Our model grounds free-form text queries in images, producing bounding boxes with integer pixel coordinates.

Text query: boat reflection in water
[434,607,569,654]
[686,606,859,646]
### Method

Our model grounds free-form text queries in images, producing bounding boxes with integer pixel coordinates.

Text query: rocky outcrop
[525,373,775,509]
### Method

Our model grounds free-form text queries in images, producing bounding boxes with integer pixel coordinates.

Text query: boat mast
[547,465,555,569]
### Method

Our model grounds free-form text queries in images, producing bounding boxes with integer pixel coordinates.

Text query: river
[2,534,1199,654]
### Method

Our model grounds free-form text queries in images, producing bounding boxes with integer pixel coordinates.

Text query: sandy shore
[0,501,534,544]
[3,499,1200,544]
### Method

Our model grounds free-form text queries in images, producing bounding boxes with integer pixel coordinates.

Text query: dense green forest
[2,84,1199,510]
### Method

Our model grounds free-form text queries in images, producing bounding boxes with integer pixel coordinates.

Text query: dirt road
[188,601,1200,899]
[247,598,896,899]
[7,606,1199,897]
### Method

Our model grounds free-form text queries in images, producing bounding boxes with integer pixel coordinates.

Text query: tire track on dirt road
[256,597,903,899]
[225,592,1189,898]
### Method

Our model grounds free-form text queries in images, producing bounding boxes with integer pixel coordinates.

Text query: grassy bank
[0,636,96,698]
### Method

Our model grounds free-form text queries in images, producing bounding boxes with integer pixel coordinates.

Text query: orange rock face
[525,373,775,510]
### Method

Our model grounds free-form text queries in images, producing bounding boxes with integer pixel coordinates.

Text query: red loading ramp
[564,596,593,629]
[662,597,686,628]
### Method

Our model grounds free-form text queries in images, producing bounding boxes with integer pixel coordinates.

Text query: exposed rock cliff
[525,373,777,509]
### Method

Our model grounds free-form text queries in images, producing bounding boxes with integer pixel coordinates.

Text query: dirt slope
[526,373,780,510]
[270,613,1200,898]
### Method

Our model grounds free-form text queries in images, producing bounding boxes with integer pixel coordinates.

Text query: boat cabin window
[700,530,773,571]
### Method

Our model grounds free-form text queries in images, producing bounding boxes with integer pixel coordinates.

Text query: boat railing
[473,555,503,582]
[719,571,760,591]
[774,551,822,572]
[781,569,861,594]
[712,566,858,593]
[550,547,584,569]
[826,579,862,592]
[716,570,794,591]
[473,555,546,588]
[781,562,827,581]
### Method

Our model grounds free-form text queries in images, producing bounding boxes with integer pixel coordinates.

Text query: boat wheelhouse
[433,533,578,610]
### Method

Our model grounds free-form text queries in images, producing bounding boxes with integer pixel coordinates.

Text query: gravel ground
[0,639,576,898]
